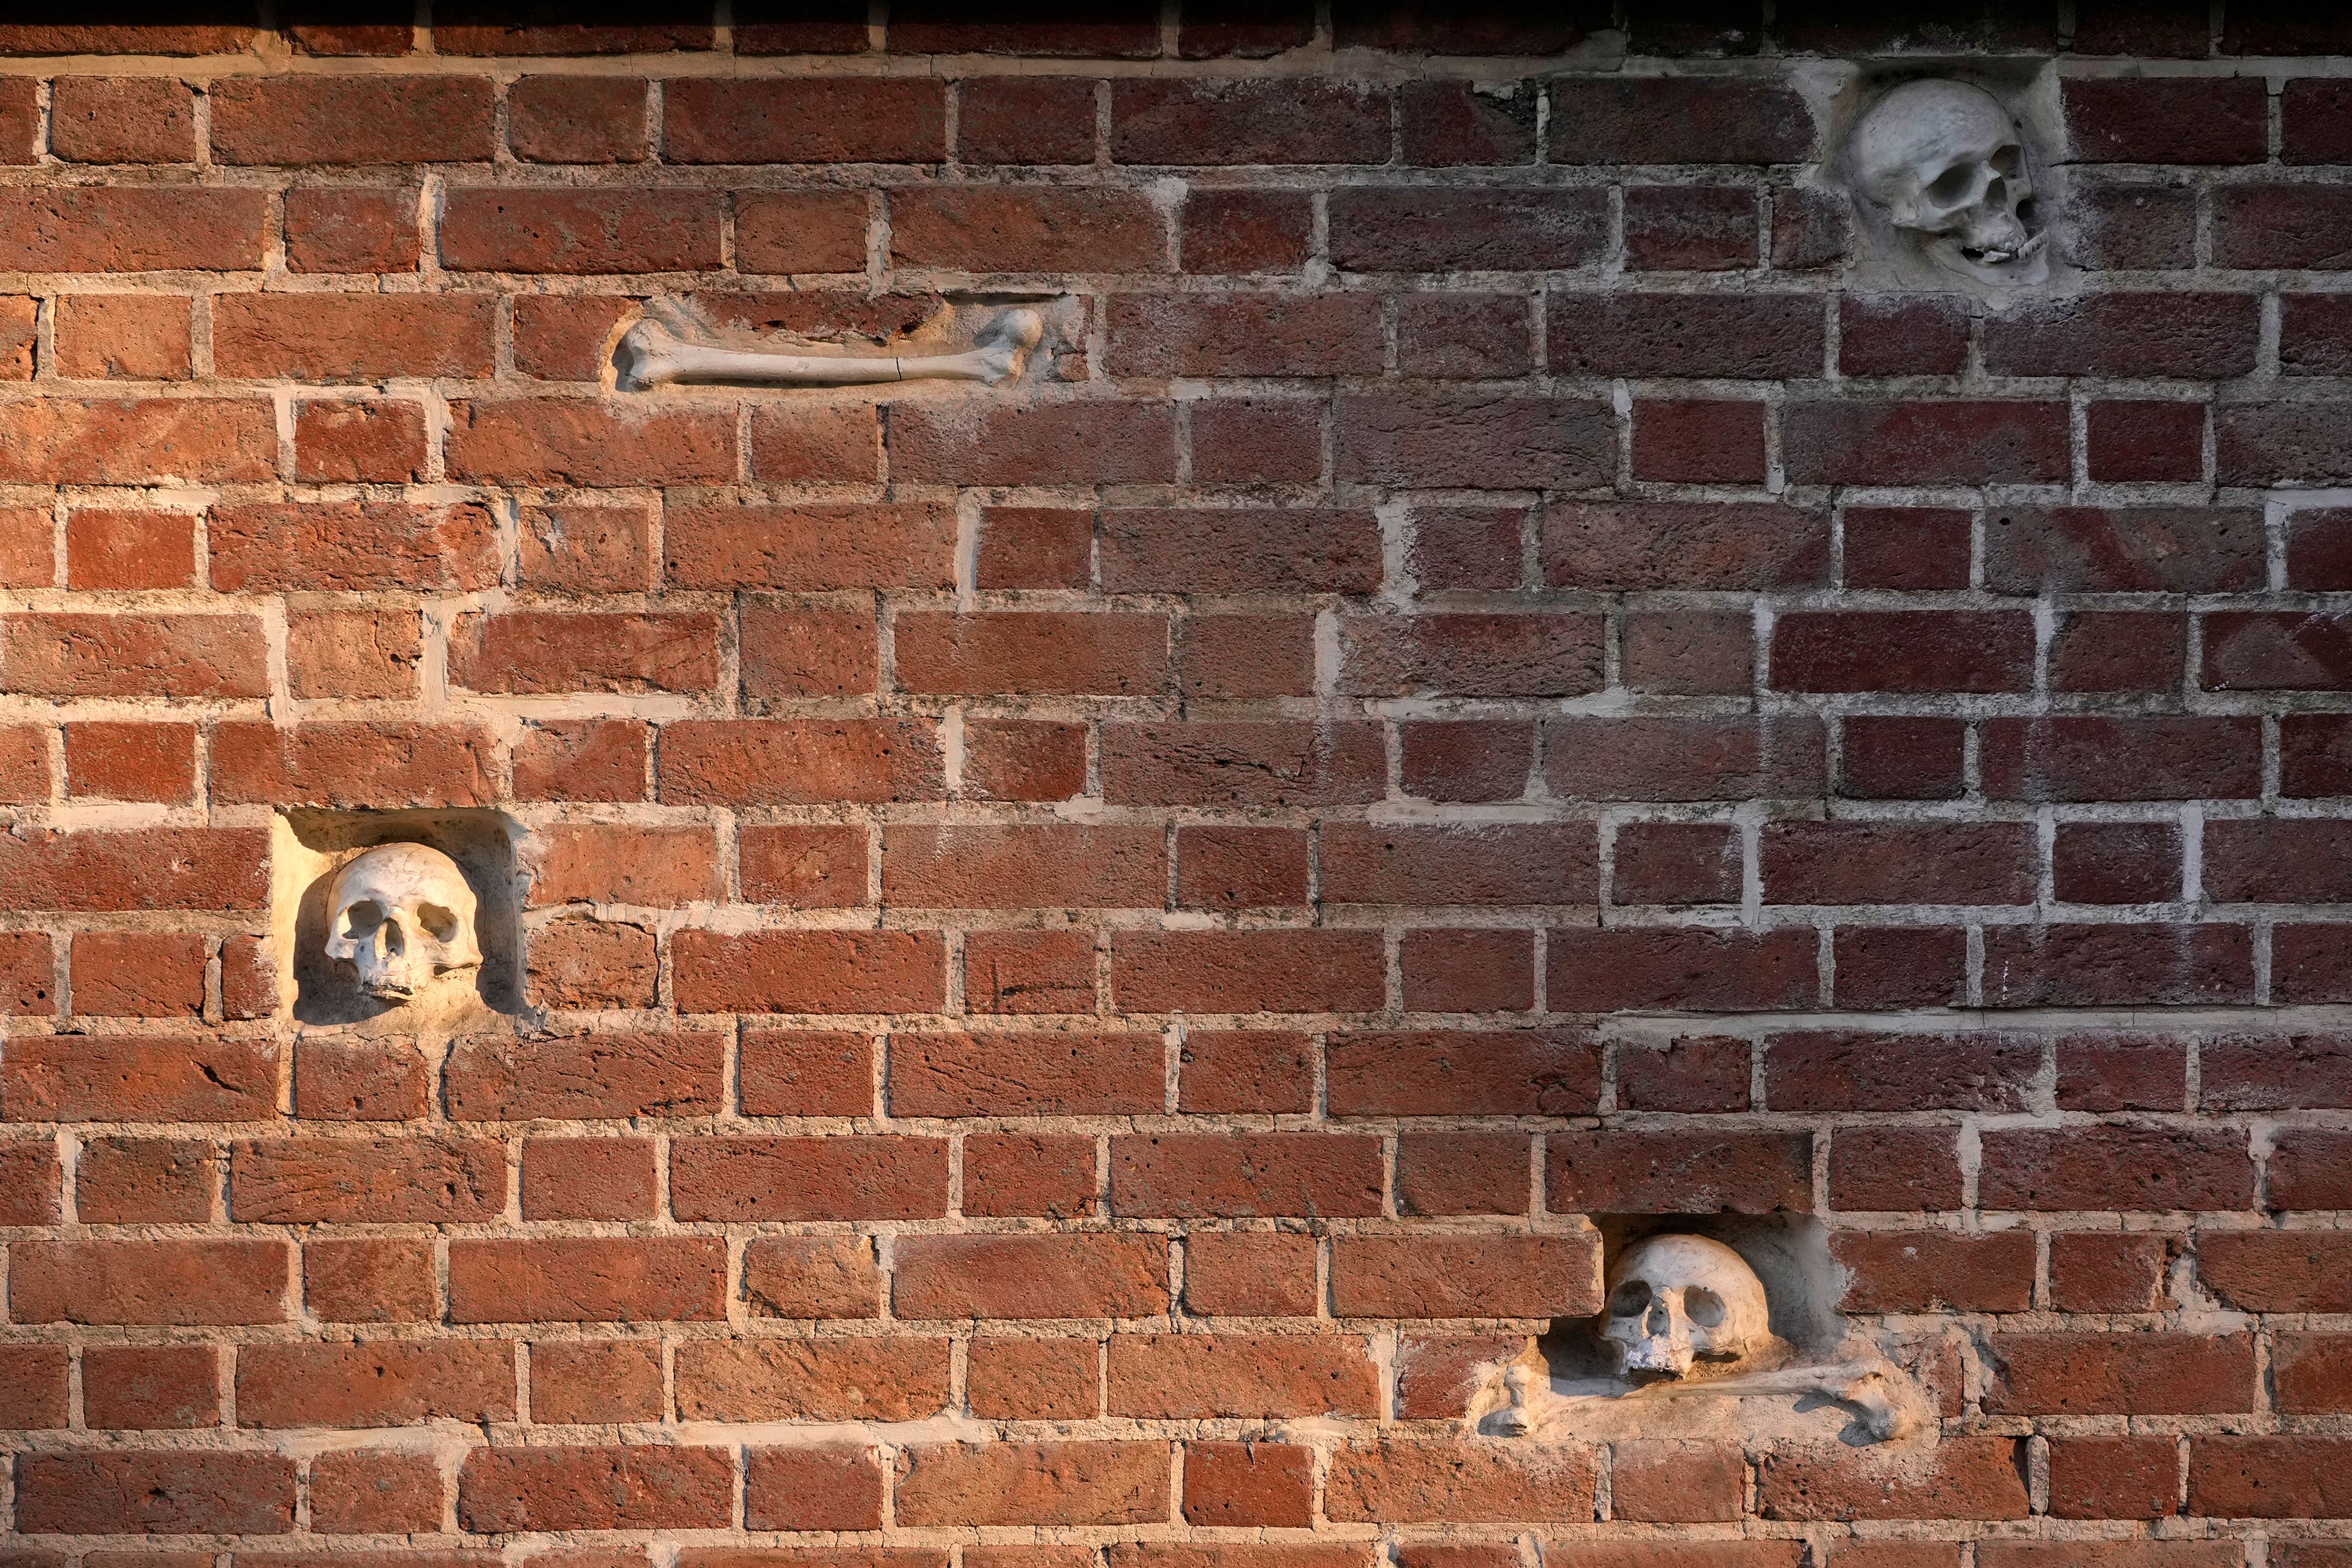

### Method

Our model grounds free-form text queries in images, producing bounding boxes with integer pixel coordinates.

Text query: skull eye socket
[418,903,460,943]
[1608,1280,1651,1317]
[1989,145,2021,177]
[1926,161,1977,204]
[1685,1287,1727,1328]
[340,899,386,939]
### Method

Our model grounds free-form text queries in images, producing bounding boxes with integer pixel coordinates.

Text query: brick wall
[2,4,2352,1562]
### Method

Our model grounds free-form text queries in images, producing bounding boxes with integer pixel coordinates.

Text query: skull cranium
[1600,1234,1771,1381]
[322,842,482,1002]
[1851,79,2044,284]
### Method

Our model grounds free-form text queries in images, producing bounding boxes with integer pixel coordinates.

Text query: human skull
[1851,79,2043,284]
[322,843,482,1002]
[1600,1234,1771,1381]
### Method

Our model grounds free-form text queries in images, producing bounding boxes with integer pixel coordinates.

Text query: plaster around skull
[1846,77,2051,291]
[323,842,483,1003]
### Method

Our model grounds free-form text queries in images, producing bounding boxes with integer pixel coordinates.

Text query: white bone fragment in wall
[616,307,1043,391]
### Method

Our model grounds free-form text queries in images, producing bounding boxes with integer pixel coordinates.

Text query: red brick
[1629,398,1766,480]
[890,189,1167,273]
[452,607,719,695]
[1986,717,2257,804]
[304,1237,435,1323]
[1625,186,1758,271]
[1101,506,1378,592]
[1755,1438,2028,1520]
[1324,824,1595,908]
[659,718,943,805]
[10,1238,287,1325]
[523,1137,657,1221]
[1834,1231,2033,1313]
[0,189,267,272]
[2205,609,2352,689]
[1178,827,1309,911]
[679,1339,950,1423]
[1985,1331,2252,1415]
[230,1136,503,1224]
[665,78,943,162]
[55,296,192,380]
[1401,930,1537,1012]
[1549,927,1819,1012]
[444,1034,720,1123]
[1110,294,1381,378]
[1181,189,1311,273]
[2064,78,2266,164]
[1618,1035,1749,1112]
[211,76,492,163]
[285,187,420,272]
[1763,822,2033,907]
[745,1447,886,1532]
[895,1441,1169,1526]
[1841,717,1963,800]
[15,1451,295,1536]
[671,1136,948,1221]
[1338,612,1603,698]
[1325,1439,1598,1522]
[0,1137,62,1223]
[2189,1436,2352,1518]
[1986,505,2261,594]
[894,1234,1167,1321]
[83,1344,216,1430]
[1105,721,1384,807]
[2057,1033,2188,1112]
[215,293,493,380]
[965,929,1098,1015]
[1550,78,1816,162]
[742,1235,881,1320]
[211,500,496,591]
[1841,296,1969,376]
[1980,1127,2251,1212]
[673,930,945,1014]
[0,503,48,582]
[1111,929,1384,1014]
[1163,1030,1303,1115]
[1183,1234,1316,1317]
[67,932,205,1017]
[666,502,952,589]
[64,722,194,803]
[2090,400,2206,481]
[458,1447,733,1532]
[2051,1232,2176,1312]
[2274,1129,2352,1208]
[0,399,274,484]
[1771,611,2034,692]
[977,506,1090,589]
[435,19,712,53]
[740,825,869,908]
[6,1032,273,1120]
[1829,1128,1961,1212]
[0,76,31,162]
[1548,502,1825,594]
[512,294,638,379]
[1551,1131,1811,1213]
[237,1340,514,1428]
[1611,1442,1746,1524]
[2200,1231,2352,1311]
[889,1030,1159,1117]
[2049,1435,2180,1520]
[441,189,724,273]
[1331,1235,1599,1319]
[2202,1031,2352,1109]
[75,1136,211,1222]
[1551,293,1822,378]
[448,1238,725,1323]
[293,401,429,482]
[1337,394,1612,488]
[1110,1333,1375,1419]
[892,399,1177,484]
[2052,611,2187,693]
[1112,78,1383,164]
[211,720,496,807]
[310,1450,444,1533]
[511,721,645,803]
[0,826,265,913]
[960,77,1097,164]
[1398,1131,1528,1216]
[449,398,734,483]
[966,1132,1097,1219]
[510,75,648,163]
[1401,722,1532,802]
[1981,924,2252,1007]
[1110,1132,1381,1218]
[1327,1030,1596,1115]
[1768,1030,2036,1112]
[1548,717,1825,801]
[1181,7,1316,57]
[1184,1442,1312,1527]
[294,1039,428,1122]
[531,1341,664,1425]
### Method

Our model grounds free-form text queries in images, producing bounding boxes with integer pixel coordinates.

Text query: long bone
[617,307,1043,391]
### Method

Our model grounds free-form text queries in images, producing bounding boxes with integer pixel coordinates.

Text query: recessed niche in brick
[273,808,524,1027]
